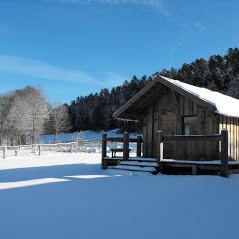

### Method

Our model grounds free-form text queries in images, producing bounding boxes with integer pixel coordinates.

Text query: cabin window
[183,116,197,135]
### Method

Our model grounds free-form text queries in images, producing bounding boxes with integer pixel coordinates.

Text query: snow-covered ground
[0,149,239,239]
[39,129,138,143]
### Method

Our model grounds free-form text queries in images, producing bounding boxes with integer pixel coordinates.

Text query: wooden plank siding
[219,116,239,162]
[237,118,239,161]
[143,91,221,161]
[146,105,154,158]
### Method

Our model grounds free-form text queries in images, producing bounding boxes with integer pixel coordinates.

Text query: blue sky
[0,0,239,104]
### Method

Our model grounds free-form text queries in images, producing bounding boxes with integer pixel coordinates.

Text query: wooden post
[101,134,107,169]
[3,146,6,159]
[15,147,18,156]
[192,165,197,175]
[221,129,228,178]
[123,132,129,161]
[156,130,164,173]
[156,130,163,163]
[38,145,41,156]
[137,134,142,157]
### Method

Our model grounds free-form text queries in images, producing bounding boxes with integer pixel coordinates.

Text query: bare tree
[6,95,31,145]
[7,86,50,144]
[50,102,72,142]
[27,87,50,143]
[0,93,14,145]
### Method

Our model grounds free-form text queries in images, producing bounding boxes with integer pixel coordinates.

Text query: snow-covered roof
[113,75,239,120]
[161,76,239,118]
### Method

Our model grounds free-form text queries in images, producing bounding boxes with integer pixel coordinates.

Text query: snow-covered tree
[0,93,14,145]
[7,87,50,144]
[50,102,72,142]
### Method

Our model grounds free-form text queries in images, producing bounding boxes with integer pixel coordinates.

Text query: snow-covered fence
[0,146,20,159]
[0,140,102,159]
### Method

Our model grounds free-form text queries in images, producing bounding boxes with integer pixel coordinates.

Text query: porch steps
[113,165,157,173]
[111,157,159,174]
[120,161,159,167]
[127,157,157,162]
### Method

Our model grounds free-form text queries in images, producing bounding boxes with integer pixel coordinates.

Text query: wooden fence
[156,129,229,177]
[0,140,102,159]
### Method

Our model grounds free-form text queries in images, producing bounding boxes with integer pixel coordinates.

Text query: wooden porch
[101,129,239,177]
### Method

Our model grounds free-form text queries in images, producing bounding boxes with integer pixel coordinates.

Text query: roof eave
[113,74,218,120]
[113,76,159,119]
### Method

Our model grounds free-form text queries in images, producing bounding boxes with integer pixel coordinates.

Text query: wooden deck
[160,159,239,175]
[101,130,235,177]
[102,156,239,175]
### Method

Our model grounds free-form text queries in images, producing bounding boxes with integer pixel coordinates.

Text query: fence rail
[0,140,102,159]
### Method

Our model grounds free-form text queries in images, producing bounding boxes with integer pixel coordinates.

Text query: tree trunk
[54,132,58,143]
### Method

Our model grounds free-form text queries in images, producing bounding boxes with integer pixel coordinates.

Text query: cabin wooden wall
[143,88,220,160]
[143,105,154,158]
[219,116,239,161]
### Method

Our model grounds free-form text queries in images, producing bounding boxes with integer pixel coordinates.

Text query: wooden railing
[156,129,229,177]
[101,132,143,161]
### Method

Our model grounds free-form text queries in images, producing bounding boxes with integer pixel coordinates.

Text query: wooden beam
[137,134,142,157]
[170,89,179,104]
[101,133,107,169]
[123,132,129,161]
[105,137,142,143]
[221,129,228,177]
[163,134,221,142]
[156,130,164,164]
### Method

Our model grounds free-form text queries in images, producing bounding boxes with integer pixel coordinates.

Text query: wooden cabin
[113,75,239,163]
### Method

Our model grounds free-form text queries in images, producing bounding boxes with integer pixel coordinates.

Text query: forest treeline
[69,47,239,132]
[1,47,239,145]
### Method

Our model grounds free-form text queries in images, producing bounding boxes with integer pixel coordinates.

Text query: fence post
[123,132,129,161]
[221,129,228,178]
[75,143,78,153]
[38,145,41,156]
[157,130,164,172]
[3,146,6,159]
[137,134,142,157]
[101,134,107,169]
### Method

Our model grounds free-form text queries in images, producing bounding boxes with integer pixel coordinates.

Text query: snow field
[0,151,239,239]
